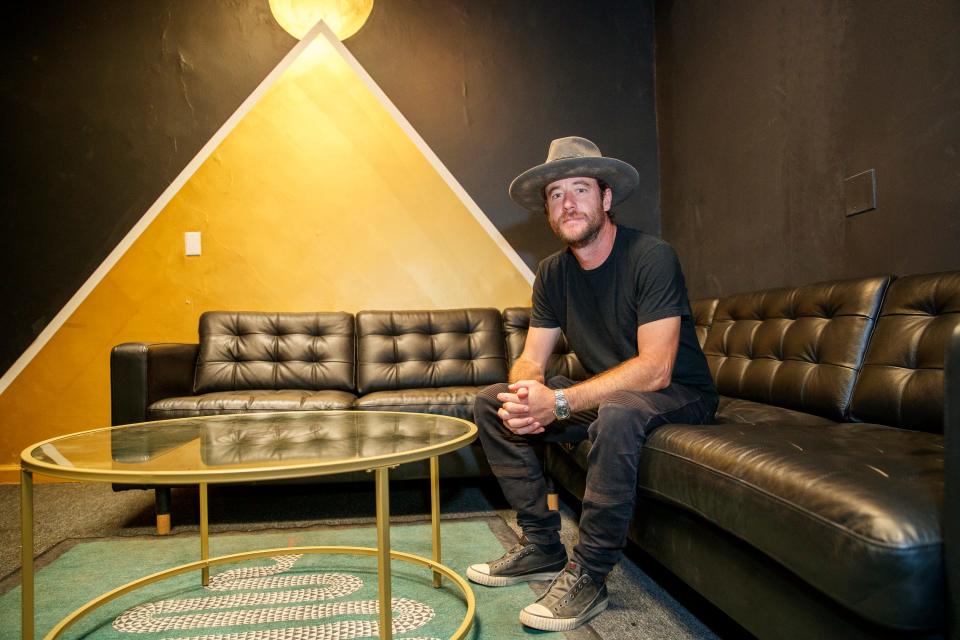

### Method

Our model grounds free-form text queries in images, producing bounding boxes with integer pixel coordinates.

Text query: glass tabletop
[21,411,477,484]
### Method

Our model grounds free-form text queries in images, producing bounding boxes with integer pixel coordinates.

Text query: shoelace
[543,566,580,597]
[494,542,531,566]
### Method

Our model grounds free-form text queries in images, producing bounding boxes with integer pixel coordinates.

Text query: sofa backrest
[193,312,356,394]
[703,276,891,420]
[502,307,588,381]
[691,298,719,349]
[356,308,508,394]
[850,271,960,432]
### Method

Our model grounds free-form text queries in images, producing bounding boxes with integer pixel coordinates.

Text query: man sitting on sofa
[467,136,718,631]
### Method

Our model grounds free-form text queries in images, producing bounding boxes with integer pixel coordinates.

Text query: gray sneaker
[466,537,567,587]
[519,562,608,631]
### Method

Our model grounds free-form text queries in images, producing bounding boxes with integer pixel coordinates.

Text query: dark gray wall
[656,0,960,298]
[1,1,658,375]
[2,0,294,373]
[346,0,660,269]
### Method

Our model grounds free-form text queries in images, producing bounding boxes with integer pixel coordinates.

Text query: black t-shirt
[531,225,717,399]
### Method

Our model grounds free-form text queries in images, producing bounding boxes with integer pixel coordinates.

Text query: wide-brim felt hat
[508,136,640,212]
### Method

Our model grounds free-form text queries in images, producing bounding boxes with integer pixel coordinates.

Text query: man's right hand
[496,386,545,435]
[499,325,560,435]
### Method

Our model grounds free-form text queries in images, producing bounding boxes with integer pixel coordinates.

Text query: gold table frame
[20,411,478,640]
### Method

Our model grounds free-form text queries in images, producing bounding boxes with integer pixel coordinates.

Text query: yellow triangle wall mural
[0,24,533,480]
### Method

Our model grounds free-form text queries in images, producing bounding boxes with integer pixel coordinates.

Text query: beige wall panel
[0,36,532,476]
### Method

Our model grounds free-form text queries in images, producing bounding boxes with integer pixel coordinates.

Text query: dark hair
[597,179,615,221]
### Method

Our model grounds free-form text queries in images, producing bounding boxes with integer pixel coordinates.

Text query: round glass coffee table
[20,410,478,640]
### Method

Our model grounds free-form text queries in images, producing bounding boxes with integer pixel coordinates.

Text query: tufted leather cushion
[199,411,459,465]
[195,411,478,472]
[353,387,480,420]
[148,390,356,419]
[638,421,944,630]
[703,276,890,421]
[193,312,355,394]
[355,309,508,395]
[850,271,960,432]
[502,307,588,381]
[691,298,718,349]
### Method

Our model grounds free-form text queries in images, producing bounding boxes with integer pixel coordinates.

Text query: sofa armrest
[111,342,199,426]
[945,325,960,639]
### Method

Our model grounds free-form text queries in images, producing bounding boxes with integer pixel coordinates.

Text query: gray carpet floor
[0,479,741,639]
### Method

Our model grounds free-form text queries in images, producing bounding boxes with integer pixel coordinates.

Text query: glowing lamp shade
[269,0,373,40]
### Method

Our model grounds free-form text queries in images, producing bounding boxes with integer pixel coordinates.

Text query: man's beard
[550,209,606,249]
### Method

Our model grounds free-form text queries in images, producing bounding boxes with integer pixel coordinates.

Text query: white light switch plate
[184,231,202,256]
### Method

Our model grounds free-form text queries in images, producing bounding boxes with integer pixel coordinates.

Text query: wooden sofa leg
[547,492,559,511]
[544,473,559,511]
[155,487,172,535]
[543,447,560,511]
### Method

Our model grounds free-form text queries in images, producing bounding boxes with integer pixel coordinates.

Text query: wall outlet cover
[844,169,877,217]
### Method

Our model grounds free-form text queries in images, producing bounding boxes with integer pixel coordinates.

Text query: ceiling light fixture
[269,0,374,40]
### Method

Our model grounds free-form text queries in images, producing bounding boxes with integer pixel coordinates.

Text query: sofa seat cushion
[147,390,356,419]
[716,396,836,426]
[193,413,488,479]
[197,411,443,466]
[637,421,944,630]
[353,386,481,420]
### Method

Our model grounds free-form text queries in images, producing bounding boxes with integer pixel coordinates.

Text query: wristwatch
[553,389,572,420]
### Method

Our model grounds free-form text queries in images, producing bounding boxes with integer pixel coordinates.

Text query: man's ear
[602,186,613,211]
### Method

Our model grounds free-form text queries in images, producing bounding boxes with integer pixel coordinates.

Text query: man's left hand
[508,380,557,427]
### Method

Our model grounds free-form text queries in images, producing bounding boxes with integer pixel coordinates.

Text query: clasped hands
[496,379,557,435]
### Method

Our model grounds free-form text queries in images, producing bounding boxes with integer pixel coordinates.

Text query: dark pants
[475,376,716,578]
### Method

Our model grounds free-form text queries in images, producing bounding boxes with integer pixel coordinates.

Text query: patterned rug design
[111,555,435,639]
[1,518,564,639]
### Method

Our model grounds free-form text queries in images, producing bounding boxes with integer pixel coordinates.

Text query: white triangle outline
[0,20,533,397]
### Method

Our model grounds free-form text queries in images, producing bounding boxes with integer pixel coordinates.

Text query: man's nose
[562,191,576,209]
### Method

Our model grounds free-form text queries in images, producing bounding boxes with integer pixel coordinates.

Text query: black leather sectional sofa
[111,308,508,492]
[110,270,960,639]
[545,271,959,639]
